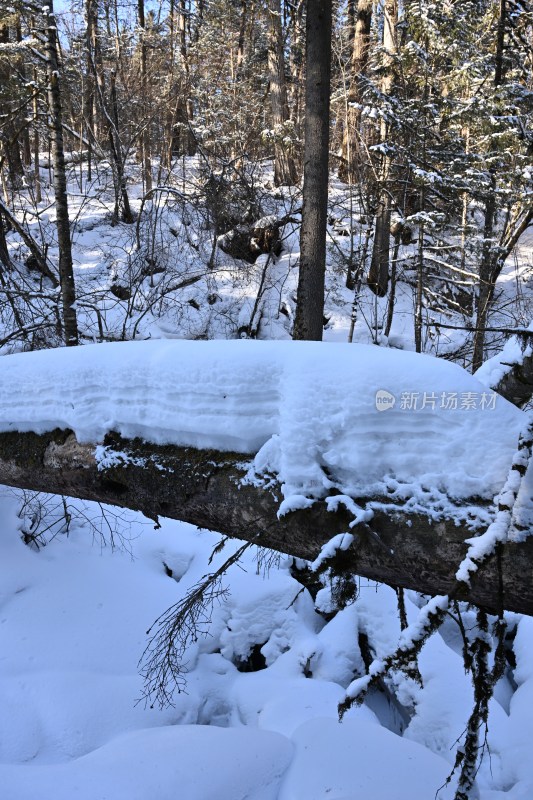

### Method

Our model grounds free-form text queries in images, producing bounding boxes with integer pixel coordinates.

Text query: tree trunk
[367,0,397,299]
[494,0,506,86]
[472,185,496,372]
[287,0,305,136]
[471,0,507,372]
[162,1,195,167]
[0,211,9,269]
[268,0,297,186]
[293,0,332,341]
[15,19,31,168]
[0,20,24,191]
[32,67,42,204]
[138,0,152,193]
[84,0,98,181]
[88,8,133,224]
[0,209,30,342]
[109,70,134,223]
[45,0,79,346]
[368,196,391,298]
[339,0,373,184]
[236,0,248,73]
[0,427,532,615]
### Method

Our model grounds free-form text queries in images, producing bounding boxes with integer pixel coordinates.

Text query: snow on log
[0,340,532,614]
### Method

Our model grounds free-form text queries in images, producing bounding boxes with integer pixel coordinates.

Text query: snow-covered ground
[2,489,533,800]
[2,157,533,799]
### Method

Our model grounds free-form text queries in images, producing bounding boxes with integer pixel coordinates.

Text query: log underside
[1,428,532,616]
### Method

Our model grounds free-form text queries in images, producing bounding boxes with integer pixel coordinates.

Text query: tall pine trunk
[367,0,397,299]
[293,0,332,341]
[288,0,305,136]
[268,0,297,186]
[339,0,372,184]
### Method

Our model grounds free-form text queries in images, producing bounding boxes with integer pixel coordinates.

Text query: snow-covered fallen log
[476,333,533,409]
[0,340,532,614]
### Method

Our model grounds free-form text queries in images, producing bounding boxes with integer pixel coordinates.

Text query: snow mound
[0,491,528,799]
[0,340,524,507]
[476,334,532,389]
[0,725,292,800]
[277,717,454,800]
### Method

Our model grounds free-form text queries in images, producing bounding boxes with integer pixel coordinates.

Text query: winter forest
[1,0,533,798]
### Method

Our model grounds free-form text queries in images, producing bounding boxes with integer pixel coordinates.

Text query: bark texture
[267,0,297,186]
[293,0,332,341]
[339,0,373,183]
[367,0,397,299]
[45,0,79,346]
[1,428,532,616]
[0,20,25,190]
[137,0,152,193]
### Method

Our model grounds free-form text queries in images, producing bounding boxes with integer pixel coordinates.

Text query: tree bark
[287,0,305,134]
[236,0,247,71]
[84,0,98,181]
[472,185,496,372]
[0,20,24,191]
[0,428,532,615]
[88,10,133,224]
[471,0,507,372]
[368,197,391,298]
[267,0,297,186]
[494,0,507,87]
[339,0,373,184]
[138,0,152,193]
[45,0,79,346]
[367,0,397,299]
[293,0,332,341]
[32,66,42,203]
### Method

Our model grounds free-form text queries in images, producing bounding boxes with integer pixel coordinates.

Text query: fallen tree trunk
[217,213,299,264]
[494,349,533,408]
[1,428,532,615]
